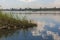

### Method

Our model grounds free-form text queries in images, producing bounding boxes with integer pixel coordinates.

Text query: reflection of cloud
[47,31,60,40]
[58,27,60,30]
[37,21,46,32]
[31,21,56,36]
[32,31,41,36]
[47,31,55,35]
[31,20,60,40]
[49,23,55,28]
[31,21,46,36]
[31,20,59,40]
[48,15,60,23]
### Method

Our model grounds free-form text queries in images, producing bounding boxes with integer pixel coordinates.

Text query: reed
[0,11,37,29]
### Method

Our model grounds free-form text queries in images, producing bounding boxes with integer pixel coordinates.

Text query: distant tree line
[0,7,60,11]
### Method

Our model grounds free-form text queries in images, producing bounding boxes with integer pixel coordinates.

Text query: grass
[0,11,37,29]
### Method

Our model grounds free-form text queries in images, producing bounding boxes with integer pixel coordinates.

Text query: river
[0,11,60,40]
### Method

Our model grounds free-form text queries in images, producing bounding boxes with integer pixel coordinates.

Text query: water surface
[0,11,60,40]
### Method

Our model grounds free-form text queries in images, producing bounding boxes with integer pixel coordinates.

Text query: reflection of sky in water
[0,11,60,40]
[31,21,60,40]
[30,14,60,40]
[26,14,60,40]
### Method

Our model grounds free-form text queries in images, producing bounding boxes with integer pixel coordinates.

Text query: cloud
[0,0,6,2]
[1,0,60,8]
[46,0,60,7]
[18,0,36,2]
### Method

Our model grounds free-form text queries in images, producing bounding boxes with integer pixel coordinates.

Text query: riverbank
[0,8,60,11]
[0,11,37,29]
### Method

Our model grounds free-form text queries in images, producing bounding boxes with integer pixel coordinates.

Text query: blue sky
[0,0,60,8]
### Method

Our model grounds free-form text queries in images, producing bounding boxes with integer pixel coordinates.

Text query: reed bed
[0,11,37,29]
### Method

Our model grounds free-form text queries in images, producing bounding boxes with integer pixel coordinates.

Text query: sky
[0,0,60,8]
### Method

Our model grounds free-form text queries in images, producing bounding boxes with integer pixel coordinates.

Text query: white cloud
[0,0,6,2]
[45,0,60,8]
[18,0,36,2]
[1,0,60,8]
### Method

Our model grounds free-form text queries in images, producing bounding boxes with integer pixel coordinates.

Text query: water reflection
[0,21,59,40]
[31,20,60,40]
[0,11,60,40]
[0,29,19,40]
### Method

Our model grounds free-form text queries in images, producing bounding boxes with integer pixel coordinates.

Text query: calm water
[0,11,60,40]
